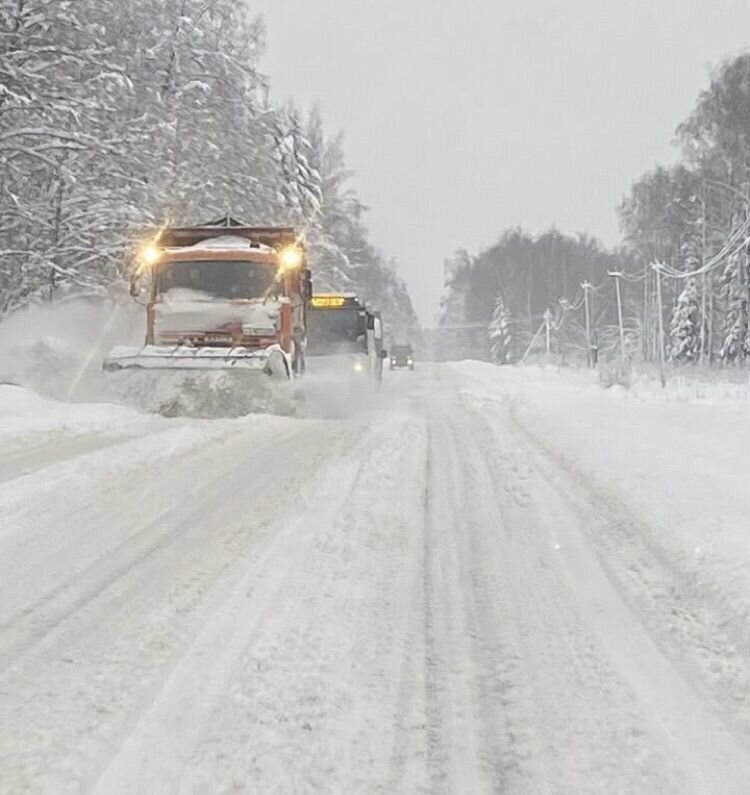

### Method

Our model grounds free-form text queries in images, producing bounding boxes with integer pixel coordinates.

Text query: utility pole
[543,308,551,356]
[653,263,667,388]
[707,272,714,362]
[558,298,570,366]
[700,179,708,365]
[642,269,650,362]
[520,319,545,364]
[608,271,626,361]
[700,269,707,365]
[582,282,593,368]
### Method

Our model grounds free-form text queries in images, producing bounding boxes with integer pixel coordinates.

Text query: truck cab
[108,217,312,377]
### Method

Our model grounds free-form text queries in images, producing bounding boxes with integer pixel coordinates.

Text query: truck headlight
[353,360,364,373]
[139,242,161,268]
[279,246,303,270]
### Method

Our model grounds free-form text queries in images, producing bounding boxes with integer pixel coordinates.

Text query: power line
[657,215,750,279]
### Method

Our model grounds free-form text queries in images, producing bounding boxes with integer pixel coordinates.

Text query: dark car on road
[390,344,415,370]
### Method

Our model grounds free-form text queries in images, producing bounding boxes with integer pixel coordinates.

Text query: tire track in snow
[434,392,685,793]
[90,410,422,794]
[504,400,750,740]
[0,417,371,793]
[420,419,446,792]
[90,497,347,794]
[380,400,432,794]
[408,392,523,794]
[429,396,525,794]
[454,388,750,794]
[0,430,143,484]
[0,426,303,669]
[179,409,428,793]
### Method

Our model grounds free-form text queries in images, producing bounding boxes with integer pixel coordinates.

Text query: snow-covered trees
[488,292,512,364]
[273,105,322,223]
[438,230,627,362]
[669,278,702,362]
[439,53,750,368]
[0,0,130,309]
[1,0,264,307]
[0,1,416,327]
[642,53,750,364]
[719,251,749,363]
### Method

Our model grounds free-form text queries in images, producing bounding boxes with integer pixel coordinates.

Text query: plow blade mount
[103,344,290,379]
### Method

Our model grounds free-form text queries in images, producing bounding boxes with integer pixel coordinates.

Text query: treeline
[441,231,631,361]
[441,52,750,366]
[0,0,417,331]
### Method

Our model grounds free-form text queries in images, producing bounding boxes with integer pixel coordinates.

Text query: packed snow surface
[0,304,748,793]
[451,360,750,618]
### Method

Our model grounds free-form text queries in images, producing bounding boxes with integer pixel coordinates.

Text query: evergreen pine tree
[488,292,513,364]
[720,251,749,363]
[669,277,701,362]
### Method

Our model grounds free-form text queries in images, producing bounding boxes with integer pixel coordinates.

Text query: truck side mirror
[380,349,388,359]
[366,315,375,330]
[129,273,140,298]
[303,269,313,300]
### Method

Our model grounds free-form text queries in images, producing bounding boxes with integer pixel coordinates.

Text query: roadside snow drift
[451,360,750,619]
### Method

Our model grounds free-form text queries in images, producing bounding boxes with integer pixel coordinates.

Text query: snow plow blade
[100,344,295,417]
[102,344,290,378]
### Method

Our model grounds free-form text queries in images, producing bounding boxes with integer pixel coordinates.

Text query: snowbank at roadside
[451,360,750,610]
[625,364,748,404]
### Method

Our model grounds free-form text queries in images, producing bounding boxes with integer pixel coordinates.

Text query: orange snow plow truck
[103,217,312,379]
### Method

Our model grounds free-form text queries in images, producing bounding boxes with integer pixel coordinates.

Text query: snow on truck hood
[166,235,276,253]
[155,291,282,334]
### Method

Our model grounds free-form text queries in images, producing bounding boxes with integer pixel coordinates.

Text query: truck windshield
[156,260,276,300]
[307,307,366,354]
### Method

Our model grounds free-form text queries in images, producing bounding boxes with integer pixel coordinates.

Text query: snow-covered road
[0,366,748,794]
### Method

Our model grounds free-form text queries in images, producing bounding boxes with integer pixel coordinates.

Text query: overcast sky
[249,0,750,324]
